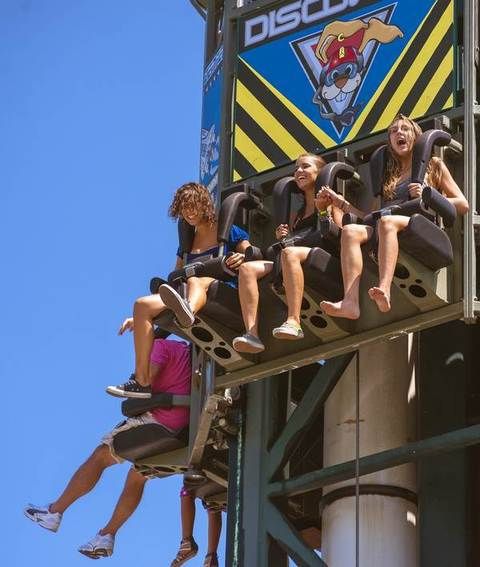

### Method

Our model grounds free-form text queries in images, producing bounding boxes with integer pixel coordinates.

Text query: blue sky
[0,2,221,565]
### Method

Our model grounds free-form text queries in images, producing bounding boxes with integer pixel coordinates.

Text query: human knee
[128,468,147,486]
[134,295,154,314]
[90,445,116,468]
[239,261,260,282]
[187,276,206,291]
[341,224,363,243]
[377,215,398,234]
[281,246,301,264]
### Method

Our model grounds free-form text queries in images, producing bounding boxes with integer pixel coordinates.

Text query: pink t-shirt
[149,339,191,431]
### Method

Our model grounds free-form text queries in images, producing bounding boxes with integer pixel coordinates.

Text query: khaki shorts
[101,412,158,463]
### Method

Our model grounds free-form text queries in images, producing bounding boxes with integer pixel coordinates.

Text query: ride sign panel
[200,45,224,202]
[232,0,455,181]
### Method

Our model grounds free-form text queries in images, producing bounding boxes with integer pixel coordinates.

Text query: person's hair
[383,114,423,200]
[296,152,326,172]
[168,182,216,225]
[294,153,327,224]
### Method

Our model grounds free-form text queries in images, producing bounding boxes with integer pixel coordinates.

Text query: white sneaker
[78,532,115,559]
[24,503,62,532]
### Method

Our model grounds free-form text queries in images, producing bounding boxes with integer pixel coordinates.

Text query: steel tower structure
[150,1,480,565]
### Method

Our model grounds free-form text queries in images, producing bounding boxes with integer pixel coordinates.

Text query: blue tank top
[176,224,249,288]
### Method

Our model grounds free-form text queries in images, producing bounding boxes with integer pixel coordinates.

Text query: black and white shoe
[106,375,152,398]
[24,503,62,532]
[159,284,195,328]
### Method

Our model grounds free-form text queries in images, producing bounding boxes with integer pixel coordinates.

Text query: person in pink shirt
[24,336,191,560]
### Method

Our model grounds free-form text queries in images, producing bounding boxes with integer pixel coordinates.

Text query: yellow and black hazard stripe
[346,0,454,141]
[232,57,335,181]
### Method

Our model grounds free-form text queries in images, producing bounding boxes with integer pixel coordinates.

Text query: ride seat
[200,280,244,332]
[397,213,453,271]
[269,163,355,341]
[113,424,188,462]
[364,128,458,311]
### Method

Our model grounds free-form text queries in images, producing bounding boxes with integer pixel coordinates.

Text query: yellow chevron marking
[443,93,453,109]
[236,80,306,158]
[410,47,453,118]
[233,170,241,181]
[234,124,275,172]
[345,1,444,141]
[373,5,452,131]
[240,57,336,148]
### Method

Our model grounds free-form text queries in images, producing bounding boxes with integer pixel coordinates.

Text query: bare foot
[320,300,360,320]
[368,287,391,313]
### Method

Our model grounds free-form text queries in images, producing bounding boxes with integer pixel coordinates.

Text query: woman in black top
[320,114,468,319]
[233,153,342,353]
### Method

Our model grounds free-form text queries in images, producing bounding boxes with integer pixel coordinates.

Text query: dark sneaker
[105,374,152,398]
[232,333,265,354]
[159,284,195,328]
[170,537,198,566]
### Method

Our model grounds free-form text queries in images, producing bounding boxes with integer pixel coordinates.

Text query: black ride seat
[267,162,356,340]
[153,187,264,369]
[113,394,190,464]
[343,127,459,315]
[113,424,188,462]
[366,128,456,272]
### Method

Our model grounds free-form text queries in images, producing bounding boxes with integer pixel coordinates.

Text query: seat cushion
[303,247,344,301]
[199,280,244,332]
[399,214,453,270]
[112,423,188,462]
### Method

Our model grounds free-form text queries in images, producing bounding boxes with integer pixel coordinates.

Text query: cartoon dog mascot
[313,18,403,127]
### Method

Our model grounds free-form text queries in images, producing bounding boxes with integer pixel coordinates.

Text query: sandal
[203,552,219,567]
[272,321,304,340]
[170,537,198,567]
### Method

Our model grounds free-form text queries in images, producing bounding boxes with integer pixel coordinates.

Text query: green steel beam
[267,353,354,480]
[217,302,463,388]
[268,423,480,499]
[266,503,327,567]
[463,0,478,321]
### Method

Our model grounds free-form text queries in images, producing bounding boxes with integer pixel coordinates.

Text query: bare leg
[187,276,215,314]
[50,445,117,514]
[133,294,167,385]
[281,247,312,326]
[98,469,147,536]
[180,492,196,539]
[169,491,198,565]
[238,261,273,337]
[321,224,372,319]
[368,215,409,313]
[207,510,222,554]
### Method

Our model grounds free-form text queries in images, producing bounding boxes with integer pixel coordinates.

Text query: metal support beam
[267,354,354,479]
[266,503,328,567]
[463,0,478,322]
[217,303,463,388]
[268,423,480,499]
[225,410,244,567]
[418,321,469,567]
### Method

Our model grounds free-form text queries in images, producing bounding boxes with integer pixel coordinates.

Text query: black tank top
[382,180,410,207]
[293,212,317,232]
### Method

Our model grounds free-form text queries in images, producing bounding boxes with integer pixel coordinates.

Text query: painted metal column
[322,336,417,566]
[240,376,289,567]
